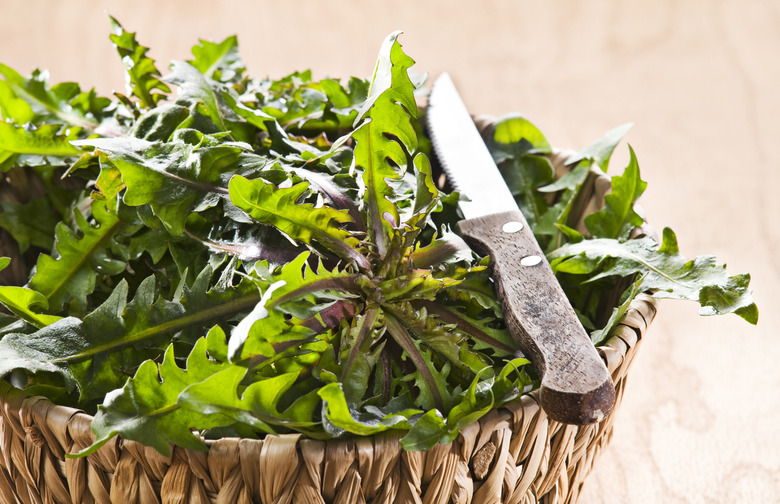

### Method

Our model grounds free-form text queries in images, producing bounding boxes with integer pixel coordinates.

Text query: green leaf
[493,115,551,154]
[353,31,418,257]
[0,317,82,391]
[446,367,495,429]
[549,227,758,324]
[338,307,381,403]
[181,363,320,434]
[129,104,190,141]
[416,301,516,356]
[30,197,125,312]
[0,197,58,252]
[73,134,244,235]
[584,145,646,239]
[385,311,449,411]
[265,252,361,316]
[0,78,34,123]
[83,336,236,457]
[229,175,369,269]
[167,60,234,135]
[410,231,471,269]
[0,285,62,328]
[188,36,245,83]
[400,409,452,451]
[588,276,645,345]
[387,303,490,376]
[228,280,314,362]
[579,123,633,173]
[9,265,263,405]
[108,16,170,108]
[0,122,83,157]
[0,63,97,129]
[318,382,388,436]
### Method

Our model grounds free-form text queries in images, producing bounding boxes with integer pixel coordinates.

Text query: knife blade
[427,73,614,425]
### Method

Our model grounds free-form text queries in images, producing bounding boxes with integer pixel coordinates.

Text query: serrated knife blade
[427,73,615,425]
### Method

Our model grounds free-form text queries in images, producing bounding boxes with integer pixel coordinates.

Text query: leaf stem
[54,290,261,363]
[383,309,444,411]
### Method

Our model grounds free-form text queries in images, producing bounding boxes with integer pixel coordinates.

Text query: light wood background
[1,1,778,501]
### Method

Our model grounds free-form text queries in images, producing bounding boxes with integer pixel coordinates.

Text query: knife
[427,73,615,425]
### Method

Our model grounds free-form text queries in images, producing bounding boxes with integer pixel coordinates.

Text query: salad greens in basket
[0,19,757,456]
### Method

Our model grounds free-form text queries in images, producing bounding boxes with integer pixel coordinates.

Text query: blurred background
[1,1,777,501]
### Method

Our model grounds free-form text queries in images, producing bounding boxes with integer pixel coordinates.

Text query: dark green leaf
[166,61,234,135]
[0,197,58,252]
[584,145,646,239]
[73,135,244,235]
[30,197,125,312]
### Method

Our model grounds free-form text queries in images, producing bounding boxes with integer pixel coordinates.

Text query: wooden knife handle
[457,209,615,425]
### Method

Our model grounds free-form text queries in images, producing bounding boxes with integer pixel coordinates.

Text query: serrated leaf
[0,122,83,157]
[30,197,125,312]
[264,252,361,315]
[378,269,460,303]
[108,16,170,108]
[181,364,320,435]
[417,301,516,356]
[229,175,369,269]
[188,36,245,83]
[549,227,758,324]
[82,337,236,457]
[584,145,646,239]
[354,31,418,257]
[228,280,313,362]
[388,303,490,376]
[73,135,244,235]
[10,265,263,405]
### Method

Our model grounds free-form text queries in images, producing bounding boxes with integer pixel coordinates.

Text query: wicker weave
[0,292,656,504]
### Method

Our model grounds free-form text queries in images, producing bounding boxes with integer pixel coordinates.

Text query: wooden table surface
[2,1,778,501]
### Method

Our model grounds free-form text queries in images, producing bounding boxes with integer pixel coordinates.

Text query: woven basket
[0,151,658,504]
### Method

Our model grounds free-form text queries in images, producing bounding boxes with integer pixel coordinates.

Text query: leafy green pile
[0,19,756,456]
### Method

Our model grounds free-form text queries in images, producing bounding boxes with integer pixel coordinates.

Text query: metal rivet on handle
[520,255,542,267]
[502,221,524,233]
